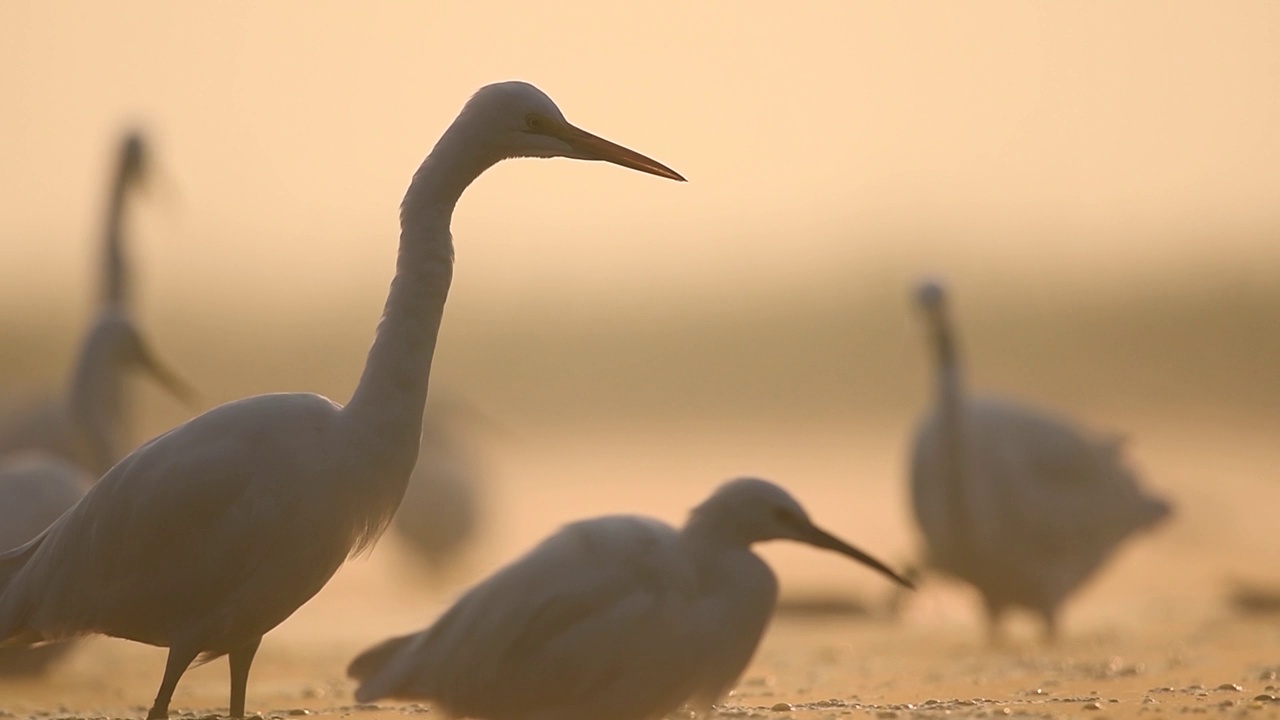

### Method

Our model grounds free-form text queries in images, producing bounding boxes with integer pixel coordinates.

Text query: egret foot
[148,644,198,720]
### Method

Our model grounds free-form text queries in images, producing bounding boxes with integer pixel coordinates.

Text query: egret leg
[982,598,1006,646]
[147,644,200,720]
[1040,609,1060,645]
[228,636,263,718]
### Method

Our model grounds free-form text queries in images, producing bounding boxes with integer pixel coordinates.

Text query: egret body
[0,81,682,719]
[907,279,1172,641]
[391,406,485,578]
[349,478,912,720]
[0,310,193,476]
[0,453,91,674]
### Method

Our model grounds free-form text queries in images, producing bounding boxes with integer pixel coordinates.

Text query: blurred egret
[0,452,91,675]
[391,404,485,579]
[906,279,1172,641]
[348,477,912,718]
[0,131,168,474]
[0,309,194,476]
[0,81,683,720]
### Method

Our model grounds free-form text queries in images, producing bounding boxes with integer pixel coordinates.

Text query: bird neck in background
[100,161,134,309]
[929,314,966,419]
[929,314,960,376]
[65,328,125,473]
[931,321,982,551]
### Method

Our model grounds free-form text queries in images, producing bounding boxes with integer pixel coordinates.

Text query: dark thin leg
[228,636,263,718]
[1041,609,1060,645]
[983,598,1006,647]
[148,645,200,720]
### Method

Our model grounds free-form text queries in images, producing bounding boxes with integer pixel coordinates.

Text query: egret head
[914,277,948,314]
[691,478,913,588]
[913,278,959,365]
[450,81,685,181]
[119,130,149,189]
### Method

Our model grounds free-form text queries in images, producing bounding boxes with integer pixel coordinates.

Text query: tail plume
[348,633,415,702]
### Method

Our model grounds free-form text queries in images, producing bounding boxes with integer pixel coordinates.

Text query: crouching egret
[348,477,912,720]
[0,81,683,719]
[906,279,1172,642]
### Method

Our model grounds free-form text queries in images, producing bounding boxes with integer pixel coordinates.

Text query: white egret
[906,279,1172,641]
[0,81,683,720]
[0,309,194,476]
[0,452,91,675]
[391,404,485,579]
[0,131,166,474]
[348,477,912,718]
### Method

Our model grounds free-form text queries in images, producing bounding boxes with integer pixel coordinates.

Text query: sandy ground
[1,419,1278,720]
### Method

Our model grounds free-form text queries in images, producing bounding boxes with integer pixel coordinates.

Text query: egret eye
[525,114,545,132]
[772,507,795,525]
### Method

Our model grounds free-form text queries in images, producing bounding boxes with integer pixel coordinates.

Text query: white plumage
[907,279,1172,641]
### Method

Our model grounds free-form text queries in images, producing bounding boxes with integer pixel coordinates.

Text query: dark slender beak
[801,523,915,589]
[138,345,199,409]
[547,120,686,182]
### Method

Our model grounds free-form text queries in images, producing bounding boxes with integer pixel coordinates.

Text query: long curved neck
[339,125,496,478]
[101,161,134,310]
[930,310,978,550]
[66,332,120,474]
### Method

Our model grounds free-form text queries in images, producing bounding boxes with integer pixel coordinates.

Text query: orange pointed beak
[547,120,686,182]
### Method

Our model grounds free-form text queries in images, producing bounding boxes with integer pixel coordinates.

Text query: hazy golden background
[1,0,1278,635]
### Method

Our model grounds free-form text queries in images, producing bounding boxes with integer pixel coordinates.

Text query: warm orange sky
[3,2,1278,314]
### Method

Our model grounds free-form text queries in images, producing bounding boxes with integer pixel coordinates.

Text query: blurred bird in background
[899,278,1173,642]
